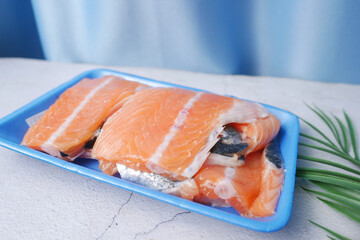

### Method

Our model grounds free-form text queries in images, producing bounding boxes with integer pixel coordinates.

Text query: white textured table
[0,58,359,240]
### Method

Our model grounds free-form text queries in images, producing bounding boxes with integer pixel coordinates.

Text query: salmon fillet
[249,140,284,217]
[22,76,147,160]
[231,113,280,155]
[195,151,263,214]
[194,140,284,217]
[22,74,285,217]
[92,87,268,180]
[162,179,199,201]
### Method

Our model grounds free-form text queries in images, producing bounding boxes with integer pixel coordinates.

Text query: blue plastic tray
[0,69,299,232]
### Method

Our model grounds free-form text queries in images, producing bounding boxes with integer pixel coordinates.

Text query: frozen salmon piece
[22,76,147,160]
[92,88,269,180]
[231,113,280,155]
[162,179,199,201]
[194,140,284,217]
[195,151,263,215]
[98,159,118,176]
[79,149,119,175]
[248,140,284,217]
[199,114,280,169]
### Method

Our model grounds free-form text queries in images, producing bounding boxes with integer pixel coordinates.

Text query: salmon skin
[22,76,147,160]
[117,163,199,200]
[92,87,269,181]
[194,139,284,218]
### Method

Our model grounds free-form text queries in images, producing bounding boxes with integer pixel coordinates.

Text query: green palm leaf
[297,167,360,183]
[299,143,360,166]
[296,170,360,190]
[317,198,360,223]
[299,116,338,148]
[298,154,360,175]
[300,133,345,155]
[311,181,360,202]
[297,104,359,238]
[311,104,343,149]
[344,110,359,161]
[309,221,351,240]
[333,115,350,153]
[301,187,360,213]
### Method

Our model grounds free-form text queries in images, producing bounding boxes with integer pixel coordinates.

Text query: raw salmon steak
[92,87,270,181]
[22,76,147,160]
[194,140,284,217]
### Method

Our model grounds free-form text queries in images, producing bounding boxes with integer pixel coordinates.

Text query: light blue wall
[252,0,360,83]
[2,0,360,84]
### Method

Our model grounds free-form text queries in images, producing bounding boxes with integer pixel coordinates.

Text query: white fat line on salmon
[146,92,204,173]
[182,125,224,178]
[42,77,114,151]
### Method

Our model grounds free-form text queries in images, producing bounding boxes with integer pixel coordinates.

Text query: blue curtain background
[1,0,360,84]
[0,0,43,59]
